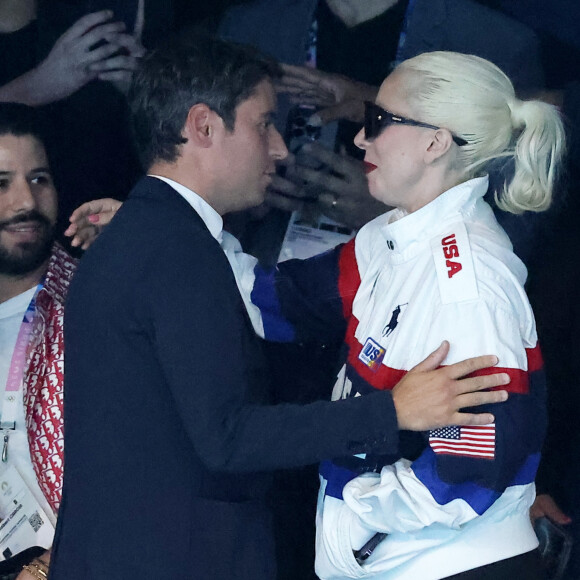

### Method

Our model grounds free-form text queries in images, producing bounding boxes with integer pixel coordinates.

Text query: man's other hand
[392,341,509,431]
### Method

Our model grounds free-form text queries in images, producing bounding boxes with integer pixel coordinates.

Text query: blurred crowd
[0,1,578,579]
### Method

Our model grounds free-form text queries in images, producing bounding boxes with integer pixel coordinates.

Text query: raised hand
[91,0,146,94]
[292,142,389,228]
[277,64,378,125]
[263,153,324,214]
[0,10,145,105]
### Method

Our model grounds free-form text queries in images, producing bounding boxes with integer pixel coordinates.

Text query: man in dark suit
[49,37,508,579]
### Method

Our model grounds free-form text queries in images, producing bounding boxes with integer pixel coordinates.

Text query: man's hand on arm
[392,341,509,431]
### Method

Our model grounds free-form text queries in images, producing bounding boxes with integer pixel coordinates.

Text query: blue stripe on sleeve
[320,460,359,500]
[412,448,501,515]
[250,264,296,342]
[413,448,541,515]
[509,452,541,486]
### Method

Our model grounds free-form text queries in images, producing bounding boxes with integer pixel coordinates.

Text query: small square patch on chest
[358,337,385,371]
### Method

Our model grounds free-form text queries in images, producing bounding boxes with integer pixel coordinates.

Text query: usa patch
[358,338,385,371]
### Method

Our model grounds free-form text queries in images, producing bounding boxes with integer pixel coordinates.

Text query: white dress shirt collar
[149,175,224,242]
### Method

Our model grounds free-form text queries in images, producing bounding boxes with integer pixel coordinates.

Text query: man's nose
[269,127,289,161]
[8,178,36,214]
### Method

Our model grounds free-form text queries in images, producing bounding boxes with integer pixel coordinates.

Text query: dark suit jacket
[49,177,401,579]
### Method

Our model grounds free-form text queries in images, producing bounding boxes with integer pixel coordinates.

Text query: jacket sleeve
[224,232,360,344]
[333,297,545,536]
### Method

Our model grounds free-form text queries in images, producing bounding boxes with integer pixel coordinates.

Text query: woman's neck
[325,0,401,28]
[0,0,36,33]
[401,167,467,214]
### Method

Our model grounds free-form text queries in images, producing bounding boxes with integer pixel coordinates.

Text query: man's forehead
[237,79,277,115]
[0,134,48,165]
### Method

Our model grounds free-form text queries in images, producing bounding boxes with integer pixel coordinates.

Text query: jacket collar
[378,176,489,253]
[148,175,223,242]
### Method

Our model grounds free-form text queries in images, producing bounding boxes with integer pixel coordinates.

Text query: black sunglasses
[363,101,468,146]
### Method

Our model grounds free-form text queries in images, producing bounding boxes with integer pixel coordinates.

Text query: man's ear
[183,104,220,148]
[425,129,454,164]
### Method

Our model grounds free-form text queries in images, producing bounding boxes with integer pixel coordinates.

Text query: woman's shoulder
[465,221,532,320]
[426,209,529,313]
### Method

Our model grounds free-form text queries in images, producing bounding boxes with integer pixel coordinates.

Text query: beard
[0,211,55,276]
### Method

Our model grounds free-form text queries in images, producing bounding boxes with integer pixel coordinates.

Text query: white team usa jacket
[224,176,546,580]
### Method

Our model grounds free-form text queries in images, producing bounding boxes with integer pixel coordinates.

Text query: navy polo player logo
[382,303,407,337]
[359,303,408,372]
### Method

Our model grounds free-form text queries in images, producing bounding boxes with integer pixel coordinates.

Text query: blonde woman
[309,52,564,579]
[228,51,563,579]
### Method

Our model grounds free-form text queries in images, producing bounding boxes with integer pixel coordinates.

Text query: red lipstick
[364,161,377,174]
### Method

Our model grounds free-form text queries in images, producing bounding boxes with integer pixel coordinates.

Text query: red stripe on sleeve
[344,321,542,395]
[526,343,543,372]
[466,366,529,394]
[337,240,361,320]
[463,345,543,395]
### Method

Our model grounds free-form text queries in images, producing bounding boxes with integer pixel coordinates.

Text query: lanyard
[1,284,42,462]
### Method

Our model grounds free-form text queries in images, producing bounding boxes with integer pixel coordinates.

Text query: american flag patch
[429,424,495,459]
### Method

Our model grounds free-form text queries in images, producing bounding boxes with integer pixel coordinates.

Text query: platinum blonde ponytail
[397,51,566,214]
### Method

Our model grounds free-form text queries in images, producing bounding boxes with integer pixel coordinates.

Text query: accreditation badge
[0,466,54,560]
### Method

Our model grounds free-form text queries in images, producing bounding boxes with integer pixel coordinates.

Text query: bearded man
[0,102,77,580]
